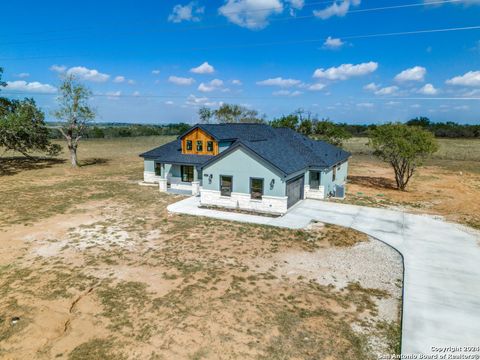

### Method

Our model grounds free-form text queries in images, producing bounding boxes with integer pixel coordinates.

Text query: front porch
[144,161,202,195]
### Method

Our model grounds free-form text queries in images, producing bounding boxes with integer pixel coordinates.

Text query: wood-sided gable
[181,127,219,155]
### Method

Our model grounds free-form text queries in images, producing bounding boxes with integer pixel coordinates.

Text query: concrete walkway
[168,197,480,355]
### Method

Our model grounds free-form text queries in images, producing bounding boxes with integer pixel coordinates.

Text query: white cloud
[231,79,242,85]
[363,82,380,91]
[168,2,204,23]
[313,61,378,80]
[127,79,135,85]
[219,0,283,30]
[256,77,302,87]
[454,105,469,110]
[356,102,374,108]
[114,76,125,83]
[445,71,480,87]
[308,83,326,91]
[186,94,221,107]
[273,90,302,96]
[152,70,161,75]
[418,83,438,95]
[190,61,215,74]
[50,64,67,73]
[66,66,110,82]
[132,91,140,96]
[15,72,30,78]
[6,81,56,94]
[165,100,174,105]
[374,85,398,95]
[313,0,361,20]
[287,0,304,15]
[168,76,195,85]
[106,91,121,100]
[198,78,224,92]
[394,66,426,82]
[323,36,344,49]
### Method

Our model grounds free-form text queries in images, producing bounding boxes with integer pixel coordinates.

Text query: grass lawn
[0,136,403,360]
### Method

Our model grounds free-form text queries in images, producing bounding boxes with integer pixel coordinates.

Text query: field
[0,137,403,360]
[343,137,480,230]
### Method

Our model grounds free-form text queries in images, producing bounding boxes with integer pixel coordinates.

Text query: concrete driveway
[168,197,480,355]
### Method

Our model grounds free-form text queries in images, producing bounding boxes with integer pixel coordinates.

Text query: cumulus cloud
[445,71,480,87]
[363,82,380,91]
[15,72,30,78]
[219,0,283,30]
[6,80,57,94]
[256,77,302,87]
[186,94,221,107]
[190,61,215,74]
[165,100,174,105]
[231,79,242,85]
[374,85,398,95]
[168,2,204,23]
[50,64,67,73]
[287,0,305,15]
[273,90,303,96]
[152,70,161,75]
[394,66,426,82]
[66,66,110,82]
[307,83,326,91]
[313,62,378,80]
[418,83,438,95]
[168,76,195,85]
[114,76,125,83]
[323,36,344,49]
[313,0,361,20]
[198,79,224,92]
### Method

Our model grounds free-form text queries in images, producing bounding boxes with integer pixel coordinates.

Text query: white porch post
[192,167,200,196]
[158,164,167,192]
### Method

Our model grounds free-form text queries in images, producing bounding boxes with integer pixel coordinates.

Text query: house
[140,123,350,214]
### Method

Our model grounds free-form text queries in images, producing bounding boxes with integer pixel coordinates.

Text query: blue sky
[1,0,480,124]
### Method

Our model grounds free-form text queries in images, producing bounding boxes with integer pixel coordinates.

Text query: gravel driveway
[168,197,480,355]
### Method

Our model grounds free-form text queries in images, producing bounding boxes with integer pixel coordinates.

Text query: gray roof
[141,124,350,175]
[140,139,214,165]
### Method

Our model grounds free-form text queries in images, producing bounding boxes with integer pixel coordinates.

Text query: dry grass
[0,136,402,359]
[342,137,480,229]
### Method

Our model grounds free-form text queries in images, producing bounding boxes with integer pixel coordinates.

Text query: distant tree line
[47,122,191,139]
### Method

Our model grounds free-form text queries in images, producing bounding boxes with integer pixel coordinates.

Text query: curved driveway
[168,197,480,355]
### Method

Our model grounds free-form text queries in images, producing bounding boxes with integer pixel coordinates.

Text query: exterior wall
[144,159,162,183]
[181,127,218,155]
[200,147,288,214]
[201,147,286,197]
[218,141,233,153]
[321,160,349,197]
[200,189,288,214]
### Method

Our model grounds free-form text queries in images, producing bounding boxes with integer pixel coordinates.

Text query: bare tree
[54,75,95,167]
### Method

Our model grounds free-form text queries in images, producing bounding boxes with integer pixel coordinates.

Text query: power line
[2,92,479,101]
[1,24,479,61]
[0,0,463,47]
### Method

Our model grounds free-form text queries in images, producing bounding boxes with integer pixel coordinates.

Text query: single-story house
[140,123,350,214]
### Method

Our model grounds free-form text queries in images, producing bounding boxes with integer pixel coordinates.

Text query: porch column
[304,171,310,199]
[192,167,200,196]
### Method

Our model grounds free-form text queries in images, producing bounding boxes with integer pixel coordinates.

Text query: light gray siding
[144,159,155,172]
[320,160,349,196]
[202,148,286,197]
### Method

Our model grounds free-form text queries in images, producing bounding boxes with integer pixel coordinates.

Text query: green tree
[198,106,213,124]
[213,104,264,124]
[0,67,60,158]
[270,113,299,129]
[54,75,96,167]
[312,119,351,147]
[368,123,438,190]
[406,116,431,128]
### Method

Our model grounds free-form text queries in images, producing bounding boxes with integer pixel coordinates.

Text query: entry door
[286,175,304,208]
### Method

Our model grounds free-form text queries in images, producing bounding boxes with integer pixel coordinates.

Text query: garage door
[286,175,304,208]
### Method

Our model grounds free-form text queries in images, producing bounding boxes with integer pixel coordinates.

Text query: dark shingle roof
[141,124,350,175]
[140,139,214,165]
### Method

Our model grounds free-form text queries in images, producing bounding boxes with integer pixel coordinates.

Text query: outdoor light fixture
[209,174,213,184]
[270,179,275,190]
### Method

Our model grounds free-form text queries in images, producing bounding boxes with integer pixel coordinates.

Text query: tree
[312,119,351,147]
[199,104,265,124]
[0,67,60,158]
[54,75,95,167]
[406,116,430,128]
[0,99,61,157]
[368,123,438,191]
[198,106,213,124]
[270,114,299,129]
